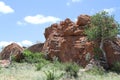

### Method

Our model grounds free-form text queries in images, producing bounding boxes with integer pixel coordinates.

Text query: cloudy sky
[0,0,120,48]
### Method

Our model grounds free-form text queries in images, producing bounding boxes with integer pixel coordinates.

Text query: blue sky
[0,0,120,48]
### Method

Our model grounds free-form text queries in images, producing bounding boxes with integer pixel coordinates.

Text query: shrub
[64,62,80,78]
[22,50,45,63]
[36,62,45,71]
[36,59,50,71]
[111,62,120,73]
[44,69,63,80]
[87,66,105,75]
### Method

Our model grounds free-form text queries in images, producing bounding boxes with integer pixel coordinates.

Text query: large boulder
[76,15,91,26]
[104,38,120,67]
[42,15,94,67]
[42,14,120,68]
[0,43,24,62]
[28,43,44,53]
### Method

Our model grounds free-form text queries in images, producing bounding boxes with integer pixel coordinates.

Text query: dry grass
[0,63,45,80]
[0,62,120,80]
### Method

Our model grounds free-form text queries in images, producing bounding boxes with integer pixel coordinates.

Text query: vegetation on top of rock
[85,11,119,41]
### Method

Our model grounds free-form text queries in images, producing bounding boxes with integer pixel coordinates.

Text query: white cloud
[66,0,82,6]
[0,1,14,14]
[0,41,13,48]
[74,18,77,22]
[24,14,60,24]
[0,40,33,48]
[72,0,82,3]
[21,40,33,46]
[103,8,115,14]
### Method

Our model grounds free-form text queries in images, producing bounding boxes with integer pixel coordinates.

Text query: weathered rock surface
[42,15,94,67]
[104,38,120,67]
[42,14,120,68]
[28,43,44,53]
[76,15,91,26]
[0,43,24,62]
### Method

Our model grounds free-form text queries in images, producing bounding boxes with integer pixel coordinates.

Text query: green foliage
[64,62,80,78]
[44,69,63,80]
[111,62,120,73]
[0,66,1,71]
[85,26,100,40]
[93,47,102,60]
[22,50,45,63]
[36,59,50,71]
[87,66,105,75]
[11,55,17,62]
[85,11,119,41]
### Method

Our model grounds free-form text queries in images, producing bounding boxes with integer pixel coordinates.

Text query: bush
[111,62,120,73]
[64,62,80,78]
[22,50,45,63]
[85,26,100,41]
[36,59,50,71]
[87,66,105,75]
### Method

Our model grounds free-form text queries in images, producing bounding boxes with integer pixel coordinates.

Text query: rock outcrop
[104,38,120,67]
[42,14,120,68]
[42,15,94,67]
[76,15,91,26]
[0,14,119,69]
[0,43,24,62]
[28,43,44,53]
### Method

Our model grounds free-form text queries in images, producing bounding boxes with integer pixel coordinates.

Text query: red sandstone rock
[0,43,24,62]
[43,14,120,67]
[104,38,120,67]
[76,15,91,26]
[28,43,44,53]
[42,15,94,67]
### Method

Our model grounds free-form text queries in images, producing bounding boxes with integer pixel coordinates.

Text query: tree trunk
[100,38,107,63]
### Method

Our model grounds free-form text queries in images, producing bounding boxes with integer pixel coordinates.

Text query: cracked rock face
[42,15,94,67]
[104,38,120,67]
[42,14,120,67]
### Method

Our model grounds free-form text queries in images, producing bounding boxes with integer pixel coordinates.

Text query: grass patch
[44,69,63,80]
[64,62,80,78]
[0,50,120,80]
